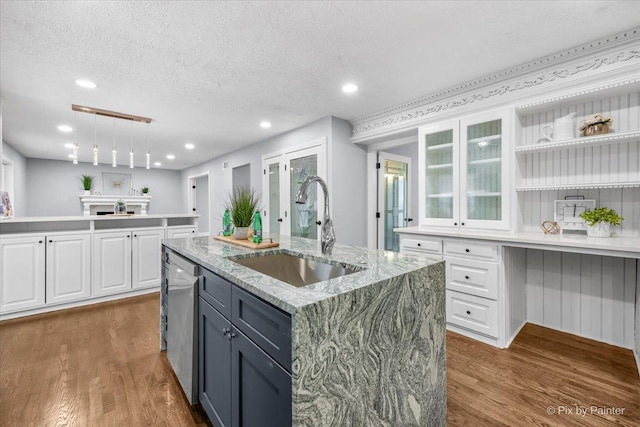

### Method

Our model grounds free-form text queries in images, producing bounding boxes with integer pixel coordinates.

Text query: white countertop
[0,214,198,223]
[395,226,640,258]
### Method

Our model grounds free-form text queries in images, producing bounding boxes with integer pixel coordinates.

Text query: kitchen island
[162,234,446,427]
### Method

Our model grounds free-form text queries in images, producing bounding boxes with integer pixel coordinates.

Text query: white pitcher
[540,112,577,142]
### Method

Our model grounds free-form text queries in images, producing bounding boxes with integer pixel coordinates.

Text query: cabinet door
[262,154,284,235]
[419,120,460,227]
[92,231,132,296]
[231,328,292,427]
[132,228,163,289]
[460,110,511,229]
[46,233,91,304]
[0,235,45,313]
[199,298,232,427]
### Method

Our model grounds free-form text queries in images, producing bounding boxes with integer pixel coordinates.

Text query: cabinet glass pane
[424,129,454,219]
[466,119,502,220]
[268,163,280,234]
[383,159,408,252]
[290,154,318,240]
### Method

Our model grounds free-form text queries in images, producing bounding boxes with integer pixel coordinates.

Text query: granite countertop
[163,234,442,314]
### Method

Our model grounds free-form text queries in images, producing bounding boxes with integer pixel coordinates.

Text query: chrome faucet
[295,175,335,255]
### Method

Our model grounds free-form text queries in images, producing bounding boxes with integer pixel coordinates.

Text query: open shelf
[516,181,640,192]
[467,134,501,144]
[515,130,640,154]
[468,157,501,165]
[467,192,501,197]
[426,193,453,198]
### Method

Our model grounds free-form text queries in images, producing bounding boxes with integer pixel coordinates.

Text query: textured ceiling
[2,1,640,170]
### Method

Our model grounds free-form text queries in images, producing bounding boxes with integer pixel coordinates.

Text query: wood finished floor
[0,293,638,426]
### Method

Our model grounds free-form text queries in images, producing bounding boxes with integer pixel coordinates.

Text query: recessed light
[64,142,74,149]
[154,162,162,167]
[260,121,271,129]
[184,143,195,149]
[342,83,358,93]
[75,79,97,89]
[58,125,73,133]
[166,154,175,160]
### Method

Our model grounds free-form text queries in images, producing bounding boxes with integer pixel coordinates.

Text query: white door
[132,228,163,289]
[262,154,284,235]
[377,152,411,252]
[92,230,132,296]
[284,144,327,239]
[46,233,91,304]
[0,235,45,313]
[189,174,210,236]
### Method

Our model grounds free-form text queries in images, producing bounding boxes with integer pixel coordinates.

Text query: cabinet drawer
[232,287,292,370]
[444,240,498,261]
[400,237,442,256]
[200,268,232,319]
[445,257,498,300]
[446,290,498,338]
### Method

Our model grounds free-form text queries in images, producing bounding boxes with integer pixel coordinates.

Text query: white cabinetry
[46,233,91,304]
[0,235,45,313]
[132,228,163,289]
[93,230,132,297]
[419,109,512,230]
[166,226,196,239]
[93,227,164,296]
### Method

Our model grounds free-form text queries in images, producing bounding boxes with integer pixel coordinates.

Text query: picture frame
[1,191,14,218]
[102,173,132,195]
[554,199,596,231]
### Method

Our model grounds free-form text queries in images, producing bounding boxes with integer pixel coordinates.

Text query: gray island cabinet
[162,235,446,427]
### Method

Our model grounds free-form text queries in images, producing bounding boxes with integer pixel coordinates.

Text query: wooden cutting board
[213,235,279,250]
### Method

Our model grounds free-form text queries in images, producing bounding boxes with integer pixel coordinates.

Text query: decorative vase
[84,190,91,196]
[233,226,249,240]
[584,123,609,136]
[114,201,127,214]
[586,222,611,238]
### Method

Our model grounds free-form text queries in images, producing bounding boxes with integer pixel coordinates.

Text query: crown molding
[351,27,640,144]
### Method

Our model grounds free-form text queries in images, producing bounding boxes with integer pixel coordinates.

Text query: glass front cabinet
[418,109,512,230]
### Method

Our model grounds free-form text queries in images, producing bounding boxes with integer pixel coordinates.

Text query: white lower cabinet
[93,227,164,296]
[446,290,499,338]
[0,235,46,313]
[46,233,91,304]
[166,226,197,239]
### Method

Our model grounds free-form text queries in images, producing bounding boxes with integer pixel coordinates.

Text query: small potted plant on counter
[227,186,259,240]
[141,186,149,195]
[580,207,623,238]
[80,175,94,195]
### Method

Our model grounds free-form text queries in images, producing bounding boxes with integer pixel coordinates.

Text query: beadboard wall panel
[525,249,637,349]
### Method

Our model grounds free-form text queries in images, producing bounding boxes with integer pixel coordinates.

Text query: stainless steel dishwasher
[166,250,199,404]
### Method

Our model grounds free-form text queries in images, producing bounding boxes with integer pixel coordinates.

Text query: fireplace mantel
[79,195,151,216]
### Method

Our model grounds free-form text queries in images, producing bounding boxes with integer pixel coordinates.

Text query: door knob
[277,218,283,222]
[316,221,321,225]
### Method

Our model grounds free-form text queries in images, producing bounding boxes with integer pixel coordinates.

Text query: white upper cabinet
[419,109,512,230]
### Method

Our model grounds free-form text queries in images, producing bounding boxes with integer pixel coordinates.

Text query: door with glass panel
[261,142,327,239]
[377,152,411,252]
[418,120,460,227]
[460,110,509,229]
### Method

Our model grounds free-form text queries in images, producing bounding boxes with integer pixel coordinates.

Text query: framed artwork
[1,191,13,218]
[102,173,132,195]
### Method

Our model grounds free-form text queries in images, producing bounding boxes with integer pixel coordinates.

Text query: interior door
[284,144,327,240]
[262,155,284,235]
[189,174,210,236]
[377,152,411,252]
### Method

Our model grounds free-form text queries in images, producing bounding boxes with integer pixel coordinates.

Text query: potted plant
[580,207,623,238]
[80,175,94,195]
[114,199,127,214]
[227,186,259,239]
[141,186,149,195]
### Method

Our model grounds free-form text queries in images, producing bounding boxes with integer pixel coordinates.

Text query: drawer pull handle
[466,310,471,315]
[465,248,470,253]
[417,243,421,247]
[465,275,470,280]
[222,328,230,336]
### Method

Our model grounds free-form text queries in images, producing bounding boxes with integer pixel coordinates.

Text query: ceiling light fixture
[342,83,358,93]
[72,112,78,164]
[129,121,134,169]
[184,143,195,149]
[146,124,151,170]
[260,121,271,128]
[58,125,73,133]
[75,79,97,89]
[166,154,175,160]
[112,118,117,167]
[93,114,98,166]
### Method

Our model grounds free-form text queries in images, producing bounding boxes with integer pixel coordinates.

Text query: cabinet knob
[465,248,470,253]
[48,240,52,243]
[127,235,130,238]
[461,222,465,226]
[466,310,471,315]
[454,222,458,226]
[417,243,421,247]
[134,234,137,237]
[465,275,470,280]
[191,230,195,233]
[39,240,43,244]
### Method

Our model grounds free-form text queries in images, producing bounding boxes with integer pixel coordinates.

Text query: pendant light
[129,121,134,169]
[92,113,98,166]
[72,112,79,164]
[145,123,151,169]
[112,117,117,167]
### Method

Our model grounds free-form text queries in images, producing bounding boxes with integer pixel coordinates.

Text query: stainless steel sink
[230,252,362,287]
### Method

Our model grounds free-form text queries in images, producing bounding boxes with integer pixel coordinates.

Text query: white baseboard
[505,320,527,348]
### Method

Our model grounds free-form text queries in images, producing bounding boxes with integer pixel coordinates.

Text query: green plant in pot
[580,207,623,238]
[141,186,149,195]
[227,186,259,240]
[80,175,94,195]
